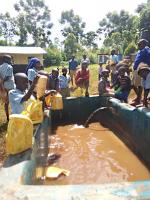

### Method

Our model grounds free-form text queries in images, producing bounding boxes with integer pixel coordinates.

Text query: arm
[21,76,38,102]
[143,89,149,107]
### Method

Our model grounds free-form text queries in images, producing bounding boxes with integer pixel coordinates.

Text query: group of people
[0,54,91,120]
[98,39,150,107]
[0,39,150,121]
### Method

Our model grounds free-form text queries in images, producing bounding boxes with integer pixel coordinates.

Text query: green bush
[44,48,63,67]
[124,42,137,56]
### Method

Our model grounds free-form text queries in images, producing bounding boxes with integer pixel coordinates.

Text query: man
[131,39,150,105]
[69,56,78,86]
[0,55,15,120]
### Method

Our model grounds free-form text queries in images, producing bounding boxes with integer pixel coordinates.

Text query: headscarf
[26,57,40,74]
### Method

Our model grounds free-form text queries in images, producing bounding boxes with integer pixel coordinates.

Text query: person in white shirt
[138,63,150,107]
[81,54,90,66]
[59,67,71,98]
[0,55,15,120]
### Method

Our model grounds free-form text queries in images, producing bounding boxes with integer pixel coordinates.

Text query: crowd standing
[0,40,150,121]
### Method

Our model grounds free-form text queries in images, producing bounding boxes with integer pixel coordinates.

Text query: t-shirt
[48,74,59,90]
[69,59,78,70]
[81,58,90,65]
[0,62,15,90]
[28,67,37,82]
[98,77,110,95]
[141,72,150,90]
[110,55,118,64]
[9,89,25,114]
[75,69,89,83]
[134,46,150,70]
[59,75,70,89]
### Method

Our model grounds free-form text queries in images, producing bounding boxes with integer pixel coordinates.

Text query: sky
[0,0,147,44]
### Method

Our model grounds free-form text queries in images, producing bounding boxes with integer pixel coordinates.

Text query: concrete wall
[0,54,44,65]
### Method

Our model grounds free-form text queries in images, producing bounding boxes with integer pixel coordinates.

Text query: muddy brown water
[35,122,150,185]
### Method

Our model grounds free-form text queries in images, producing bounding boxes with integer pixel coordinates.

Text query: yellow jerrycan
[22,99,43,124]
[36,75,48,99]
[6,114,33,155]
[50,93,63,110]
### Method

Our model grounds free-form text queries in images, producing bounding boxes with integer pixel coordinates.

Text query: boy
[98,69,110,96]
[9,73,56,114]
[0,55,15,120]
[98,62,104,80]
[69,56,78,86]
[112,67,131,103]
[75,61,89,97]
[48,69,59,91]
[9,73,38,114]
[138,63,150,107]
[58,67,70,98]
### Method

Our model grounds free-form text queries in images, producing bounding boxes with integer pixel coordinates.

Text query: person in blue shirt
[131,39,150,105]
[109,50,119,64]
[69,56,78,86]
[59,67,70,98]
[9,73,38,114]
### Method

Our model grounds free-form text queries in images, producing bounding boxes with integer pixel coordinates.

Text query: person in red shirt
[75,61,89,97]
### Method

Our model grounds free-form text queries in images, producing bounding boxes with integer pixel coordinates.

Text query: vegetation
[0,0,150,65]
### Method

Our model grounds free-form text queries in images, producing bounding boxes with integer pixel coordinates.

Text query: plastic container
[51,93,63,110]
[6,114,33,155]
[36,75,48,99]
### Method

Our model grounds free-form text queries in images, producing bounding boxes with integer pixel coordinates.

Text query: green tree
[0,12,17,45]
[82,31,98,49]
[97,10,139,53]
[14,0,53,47]
[60,9,86,43]
[44,47,62,66]
[63,33,80,60]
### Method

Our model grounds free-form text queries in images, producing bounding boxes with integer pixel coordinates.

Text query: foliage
[60,9,86,43]
[97,10,139,53]
[14,0,53,47]
[124,42,137,56]
[0,13,17,45]
[44,47,63,66]
[82,31,98,49]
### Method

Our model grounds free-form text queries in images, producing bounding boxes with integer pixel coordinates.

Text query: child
[26,57,42,85]
[75,61,89,97]
[58,67,70,98]
[98,69,110,96]
[48,69,59,91]
[9,73,38,114]
[110,62,118,84]
[138,63,150,107]
[0,55,15,120]
[112,66,131,103]
[98,62,104,80]
[9,73,56,114]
